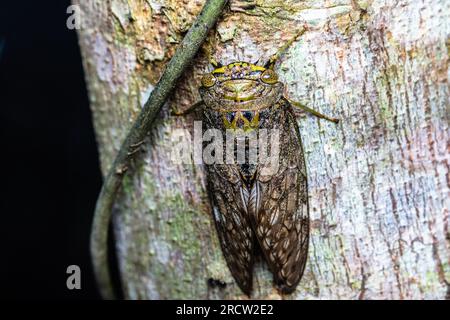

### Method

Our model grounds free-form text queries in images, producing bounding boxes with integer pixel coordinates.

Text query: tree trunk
[74,0,450,299]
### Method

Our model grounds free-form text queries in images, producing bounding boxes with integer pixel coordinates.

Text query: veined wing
[206,163,255,295]
[251,101,309,293]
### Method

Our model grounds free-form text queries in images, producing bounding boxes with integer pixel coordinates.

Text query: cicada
[175,30,338,295]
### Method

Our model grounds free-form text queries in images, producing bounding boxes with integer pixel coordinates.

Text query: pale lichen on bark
[75,0,450,299]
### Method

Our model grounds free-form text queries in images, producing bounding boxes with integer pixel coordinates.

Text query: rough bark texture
[75,0,450,299]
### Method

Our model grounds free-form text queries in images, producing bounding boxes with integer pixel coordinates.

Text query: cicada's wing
[252,101,309,294]
[206,163,255,295]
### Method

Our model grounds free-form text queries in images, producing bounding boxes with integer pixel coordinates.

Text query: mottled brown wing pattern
[202,98,308,295]
[252,99,309,294]
[206,163,255,295]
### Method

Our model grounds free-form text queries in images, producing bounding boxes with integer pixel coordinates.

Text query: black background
[0,1,102,299]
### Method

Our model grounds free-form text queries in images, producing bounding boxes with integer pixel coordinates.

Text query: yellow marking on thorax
[222,111,260,132]
[250,65,265,72]
[212,62,266,74]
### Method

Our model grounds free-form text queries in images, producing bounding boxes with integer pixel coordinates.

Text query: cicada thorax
[222,110,260,132]
[202,100,282,180]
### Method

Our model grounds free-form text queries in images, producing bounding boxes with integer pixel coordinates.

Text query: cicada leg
[208,54,221,68]
[171,101,204,116]
[286,98,339,124]
[203,44,222,68]
[265,25,308,68]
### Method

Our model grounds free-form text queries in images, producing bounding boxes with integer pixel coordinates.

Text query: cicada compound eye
[201,73,217,88]
[260,69,278,84]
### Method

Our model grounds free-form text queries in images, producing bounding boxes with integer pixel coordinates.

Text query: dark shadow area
[0,1,110,299]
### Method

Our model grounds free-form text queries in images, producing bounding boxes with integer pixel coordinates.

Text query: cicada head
[199,61,284,112]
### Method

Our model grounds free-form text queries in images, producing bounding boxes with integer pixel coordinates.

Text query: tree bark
[75,0,450,299]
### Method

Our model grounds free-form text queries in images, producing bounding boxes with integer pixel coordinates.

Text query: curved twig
[90,0,228,300]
